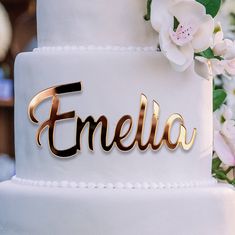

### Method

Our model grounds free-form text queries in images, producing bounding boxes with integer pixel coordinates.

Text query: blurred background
[0,0,36,181]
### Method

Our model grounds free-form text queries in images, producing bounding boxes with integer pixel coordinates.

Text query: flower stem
[225,166,234,175]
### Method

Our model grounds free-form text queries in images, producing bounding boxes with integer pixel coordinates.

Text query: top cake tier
[37,0,157,47]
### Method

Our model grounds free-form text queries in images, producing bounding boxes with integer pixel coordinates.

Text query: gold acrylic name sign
[28,82,197,158]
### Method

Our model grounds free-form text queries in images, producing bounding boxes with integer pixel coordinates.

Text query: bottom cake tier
[0,180,235,235]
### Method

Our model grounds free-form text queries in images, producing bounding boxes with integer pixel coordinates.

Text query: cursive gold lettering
[28,82,197,158]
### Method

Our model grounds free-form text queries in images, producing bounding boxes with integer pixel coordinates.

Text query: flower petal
[213,31,224,45]
[169,1,206,26]
[214,131,235,166]
[194,56,211,78]
[159,28,187,66]
[224,40,235,60]
[191,15,214,52]
[221,120,235,139]
[213,114,222,131]
[213,42,227,57]
[170,44,194,71]
[211,59,225,76]
[224,58,235,75]
[150,0,173,32]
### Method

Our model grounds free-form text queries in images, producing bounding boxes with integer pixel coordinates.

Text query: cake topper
[28,82,197,158]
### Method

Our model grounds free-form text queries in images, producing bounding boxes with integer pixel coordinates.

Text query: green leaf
[214,56,223,61]
[213,89,227,112]
[195,48,223,61]
[197,47,215,59]
[173,17,180,31]
[213,169,230,182]
[212,157,222,171]
[196,0,221,18]
[215,171,227,180]
[225,167,234,175]
[231,178,235,186]
[144,0,152,21]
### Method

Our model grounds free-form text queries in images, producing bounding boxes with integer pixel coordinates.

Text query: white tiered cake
[0,0,235,234]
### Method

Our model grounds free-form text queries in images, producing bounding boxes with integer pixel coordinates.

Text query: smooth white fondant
[37,0,158,47]
[15,50,213,184]
[1,181,235,235]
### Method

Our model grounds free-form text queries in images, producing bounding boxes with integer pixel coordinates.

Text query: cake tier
[14,48,213,185]
[37,0,157,47]
[0,181,235,235]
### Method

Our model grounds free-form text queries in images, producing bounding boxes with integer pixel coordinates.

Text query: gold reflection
[28,82,197,158]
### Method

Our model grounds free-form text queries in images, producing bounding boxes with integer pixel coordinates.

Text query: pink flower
[195,29,235,78]
[151,0,214,72]
[214,105,235,166]
[223,58,235,75]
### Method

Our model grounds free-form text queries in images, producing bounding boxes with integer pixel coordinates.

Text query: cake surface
[1,181,235,235]
[14,49,213,186]
[37,0,157,47]
[0,0,235,234]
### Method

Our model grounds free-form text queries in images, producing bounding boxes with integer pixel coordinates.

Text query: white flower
[194,56,224,78]
[223,77,235,109]
[223,58,235,75]
[220,0,235,16]
[195,29,235,78]
[214,105,235,166]
[213,31,235,58]
[216,19,234,41]
[151,0,214,71]
[217,37,235,76]
[216,0,235,39]
[150,0,193,33]
[212,30,228,56]
[0,2,12,61]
